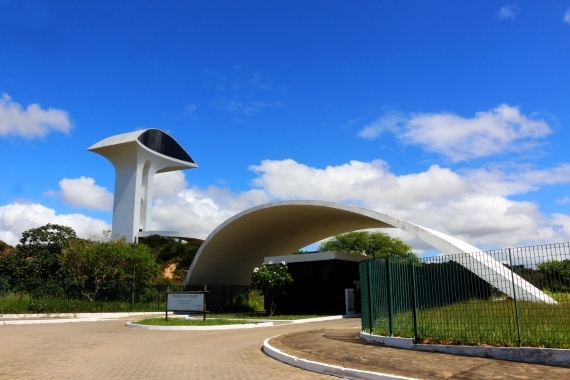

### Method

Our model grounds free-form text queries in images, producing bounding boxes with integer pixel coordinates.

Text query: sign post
[165,286,209,321]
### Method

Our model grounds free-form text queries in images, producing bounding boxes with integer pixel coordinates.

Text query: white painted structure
[86,130,552,304]
[88,129,197,242]
[264,251,369,265]
[184,200,555,304]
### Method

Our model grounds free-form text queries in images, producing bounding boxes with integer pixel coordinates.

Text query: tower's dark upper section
[138,129,195,164]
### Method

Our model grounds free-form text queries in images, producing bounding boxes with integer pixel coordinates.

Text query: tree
[0,224,78,295]
[249,262,293,316]
[319,231,414,260]
[139,234,201,281]
[0,240,16,257]
[62,232,159,299]
[537,259,570,293]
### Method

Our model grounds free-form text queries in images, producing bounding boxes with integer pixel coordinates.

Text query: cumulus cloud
[0,202,110,246]
[144,158,570,252]
[5,158,570,252]
[248,159,570,248]
[47,177,113,211]
[498,5,520,19]
[0,94,72,138]
[153,171,188,199]
[564,8,570,23]
[556,196,570,205]
[151,185,270,238]
[358,105,551,162]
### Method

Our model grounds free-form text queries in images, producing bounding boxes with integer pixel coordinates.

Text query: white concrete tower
[88,129,197,242]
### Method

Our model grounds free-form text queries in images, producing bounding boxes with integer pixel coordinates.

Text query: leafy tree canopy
[249,262,293,316]
[0,240,16,257]
[537,259,570,292]
[319,231,414,259]
[139,234,201,281]
[0,224,78,293]
[62,232,159,287]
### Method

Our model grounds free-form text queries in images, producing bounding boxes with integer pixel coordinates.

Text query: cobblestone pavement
[0,317,360,380]
[4,317,569,380]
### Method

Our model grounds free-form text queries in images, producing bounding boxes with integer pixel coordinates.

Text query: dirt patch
[162,263,177,279]
[269,329,570,379]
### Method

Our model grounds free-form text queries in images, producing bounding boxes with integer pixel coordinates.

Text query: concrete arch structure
[184,200,554,304]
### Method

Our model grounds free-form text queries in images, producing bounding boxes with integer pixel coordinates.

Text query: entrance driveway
[0,317,355,379]
[2,317,570,379]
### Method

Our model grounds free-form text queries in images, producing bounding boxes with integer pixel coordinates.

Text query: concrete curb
[263,335,416,380]
[216,314,358,325]
[0,311,168,319]
[360,331,570,368]
[125,321,274,330]
[1,318,99,325]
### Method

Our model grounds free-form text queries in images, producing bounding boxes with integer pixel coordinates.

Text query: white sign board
[167,293,204,312]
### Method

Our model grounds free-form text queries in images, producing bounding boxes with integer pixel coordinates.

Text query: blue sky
[1,1,570,254]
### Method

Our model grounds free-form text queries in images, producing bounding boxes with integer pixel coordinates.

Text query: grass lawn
[210,313,330,320]
[134,317,256,326]
[0,294,164,314]
[370,297,570,348]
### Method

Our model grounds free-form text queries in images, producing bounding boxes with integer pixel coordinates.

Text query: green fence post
[131,283,135,312]
[386,257,394,337]
[100,286,104,312]
[131,265,136,312]
[409,254,419,343]
[508,248,522,347]
[366,260,374,334]
[157,286,161,311]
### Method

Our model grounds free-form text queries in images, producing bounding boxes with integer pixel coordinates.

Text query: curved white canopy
[184,200,554,303]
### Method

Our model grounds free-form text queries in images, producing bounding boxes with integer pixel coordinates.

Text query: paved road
[3,317,570,380]
[0,317,360,380]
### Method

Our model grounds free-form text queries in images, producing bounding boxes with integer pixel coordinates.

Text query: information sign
[165,288,209,321]
[167,293,204,312]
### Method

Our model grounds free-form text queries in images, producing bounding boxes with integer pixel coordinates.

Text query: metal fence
[0,281,183,314]
[360,242,570,348]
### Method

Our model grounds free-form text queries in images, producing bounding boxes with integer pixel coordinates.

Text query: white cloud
[556,196,570,204]
[248,159,570,249]
[564,8,570,23]
[358,104,551,162]
[498,5,520,19]
[210,98,283,116]
[151,185,270,238]
[50,177,113,211]
[6,157,569,252]
[357,112,406,139]
[153,171,188,199]
[144,158,570,252]
[0,202,110,246]
[0,94,72,138]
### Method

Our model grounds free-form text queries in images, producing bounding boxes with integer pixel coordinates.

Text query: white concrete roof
[264,251,369,264]
[184,200,554,304]
[87,130,147,150]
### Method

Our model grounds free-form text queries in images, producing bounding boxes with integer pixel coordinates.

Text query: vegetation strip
[360,331,570,368]
[135,317,255,326]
